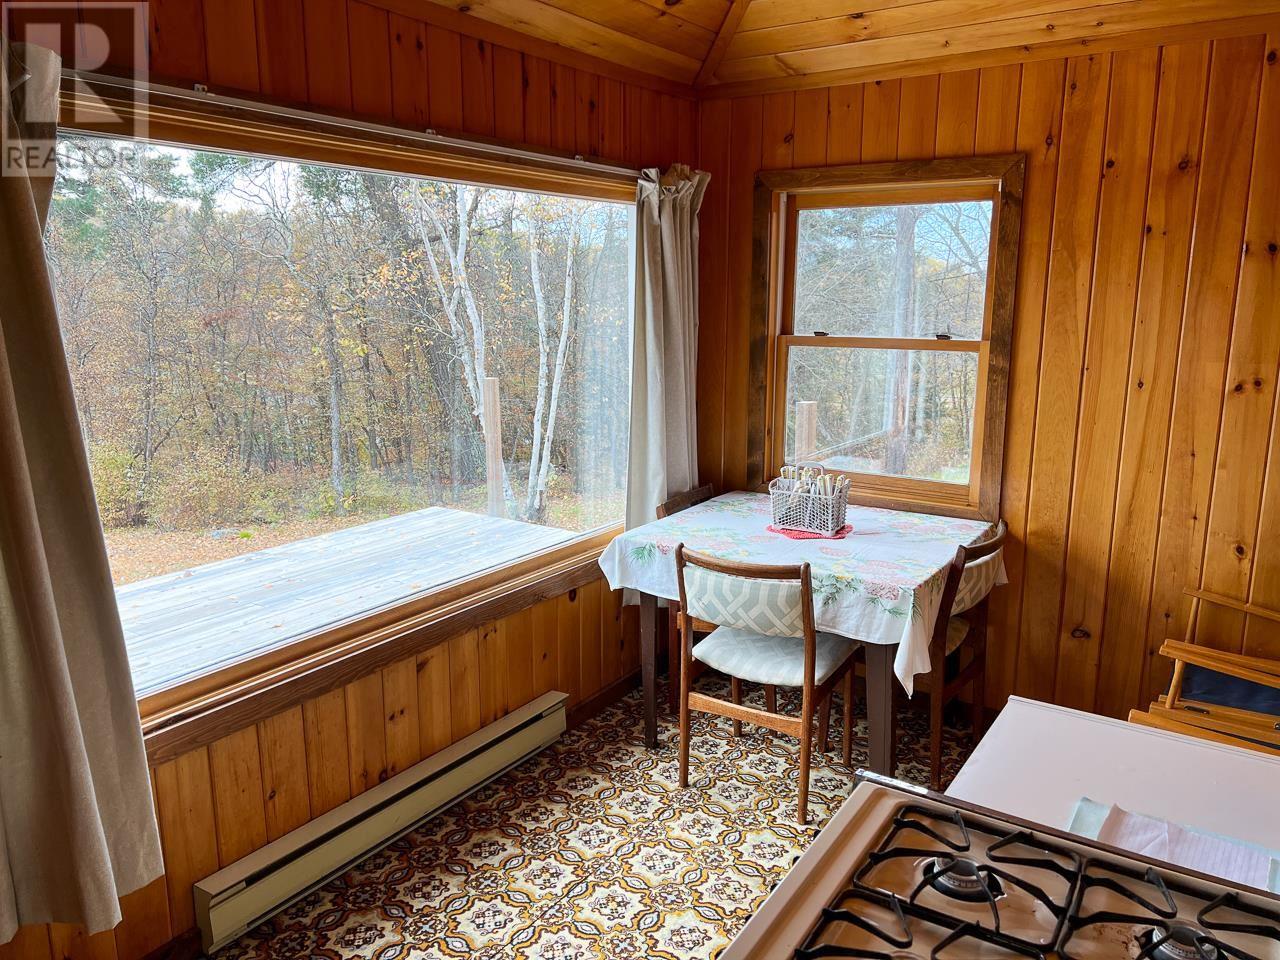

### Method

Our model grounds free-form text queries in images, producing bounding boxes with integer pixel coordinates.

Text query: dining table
[597,490,1003,775]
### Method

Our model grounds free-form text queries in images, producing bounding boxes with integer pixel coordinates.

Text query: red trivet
[767,524,852,540]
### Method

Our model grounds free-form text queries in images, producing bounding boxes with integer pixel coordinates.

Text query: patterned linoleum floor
[219,678,972,960]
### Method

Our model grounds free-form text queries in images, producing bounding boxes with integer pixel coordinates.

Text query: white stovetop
[947,696,1280,852]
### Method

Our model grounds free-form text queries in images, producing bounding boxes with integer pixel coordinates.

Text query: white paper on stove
[1097,804,1274,890]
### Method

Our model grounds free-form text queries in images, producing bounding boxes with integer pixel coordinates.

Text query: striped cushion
[952,550,1002,616]
[691,626,856,687]
[682,564,806,638]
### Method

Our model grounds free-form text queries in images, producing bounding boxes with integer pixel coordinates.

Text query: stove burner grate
[923,855,1004,903]
[1139,921,1220,960]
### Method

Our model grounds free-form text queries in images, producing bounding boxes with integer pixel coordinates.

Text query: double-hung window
[760,158,1023,519]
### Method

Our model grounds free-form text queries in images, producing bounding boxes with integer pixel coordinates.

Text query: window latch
[813,330,829,337]
[935,332,952,341]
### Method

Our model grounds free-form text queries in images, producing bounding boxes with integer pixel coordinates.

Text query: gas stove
[722,773,1280,960]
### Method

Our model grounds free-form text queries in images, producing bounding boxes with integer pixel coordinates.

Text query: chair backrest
[933,519,1007,647]
[657,484,714,519]
[675,546,815,642]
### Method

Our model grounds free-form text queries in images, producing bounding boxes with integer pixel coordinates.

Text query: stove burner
[1141,921,1220,960]
[924,856,1003,903]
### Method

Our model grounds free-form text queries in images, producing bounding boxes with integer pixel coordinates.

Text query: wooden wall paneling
[575,71,601,159]
[0,928,50,960]
[477,620,508,724]
[47,925,115,960]
[578,578,603,698]
[550,63,577,152]
[524,56,554,148]
[601,586,623,687]
[253,0,308,103]
[344,672,387,796]
[1014,53,1111,701]
[974,64,1021,154]
[388,13,429,130]
[861,79,901,162]
[112,876,171,960]
[1053,46,1160,712]
[623,85,645,168]
[1142,35,1265,703]
[152,749,218,933]
[382,656,421,777]
[202,0,259,92]
[935,69,979,156]
[301,687,351,816]
[426,25,464,132]
[147,0,209,85]
[504,606,536,710]
[723,95,763,491]
[302,0,352,111]
[415,641,453,757]
[988,59,1065,708]
[347,1,394,121]
[448,627,483,739]
[1095,41,1212,717]
[897,74,940,159]
[492,45,526,143]
[531,595,559,697]
[676,96,697,165]
[460,36,497,137]
[556,587,583,705]
[598,77,625,162]
[1200,36,1280,651]
[695,97,731,493]
[256,706,312,840]
[642,89,666,167]
[792,88,829,166]
[761,91,795,169]
[826,84,862,164]
[208,727,268,865]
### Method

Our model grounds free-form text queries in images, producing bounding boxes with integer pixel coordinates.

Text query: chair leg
[678,619,692,790]
[842,669,854,767]
[971,601,989,746]
[764,684,777,713]
[666,605,680,715]
[730,677,742,737]
[818,691,831,754]
[798,699,813,826]
[930,683,945,792]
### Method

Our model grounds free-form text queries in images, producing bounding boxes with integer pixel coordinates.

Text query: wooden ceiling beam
[694,0,751,87]
[700,10,1280,97]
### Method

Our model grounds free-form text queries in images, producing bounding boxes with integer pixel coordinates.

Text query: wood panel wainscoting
[696,28,1280,725]
[0,3,693,960]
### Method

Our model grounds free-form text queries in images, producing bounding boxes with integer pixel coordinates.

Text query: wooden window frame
[749,155,1025,521]
[56,80,636,757]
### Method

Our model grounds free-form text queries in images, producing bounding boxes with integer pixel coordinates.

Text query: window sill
[139,525,619,764]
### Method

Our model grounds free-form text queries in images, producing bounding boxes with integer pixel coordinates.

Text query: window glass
[783,346,977,484]
[48,134,633,696]
[792,200,992,339]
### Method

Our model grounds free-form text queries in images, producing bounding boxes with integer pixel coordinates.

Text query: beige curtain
[625,165,710,529]
[0,40,163,943]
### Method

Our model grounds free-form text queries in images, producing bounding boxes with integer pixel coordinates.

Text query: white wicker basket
[769,464,848,536]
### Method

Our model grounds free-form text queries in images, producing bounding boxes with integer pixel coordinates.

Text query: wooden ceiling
[425,0,1280,94]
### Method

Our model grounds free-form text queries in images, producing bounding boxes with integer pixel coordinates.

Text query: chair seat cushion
[946,616,970,655]
[691,625,856,687]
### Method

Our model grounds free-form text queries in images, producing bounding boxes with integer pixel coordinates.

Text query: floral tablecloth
[597,491,1003,695]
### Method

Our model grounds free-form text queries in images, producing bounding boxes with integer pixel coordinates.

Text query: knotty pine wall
[696,32,1280,723]
[0,2,689,959]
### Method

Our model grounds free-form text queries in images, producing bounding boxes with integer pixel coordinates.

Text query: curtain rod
[62,69,643,181]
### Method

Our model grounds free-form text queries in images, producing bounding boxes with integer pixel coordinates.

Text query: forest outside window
[48,133,633,702]
[762,159,1022,519]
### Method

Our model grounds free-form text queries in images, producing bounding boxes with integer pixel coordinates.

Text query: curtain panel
[626,165,710,531]
[0,39,163,942]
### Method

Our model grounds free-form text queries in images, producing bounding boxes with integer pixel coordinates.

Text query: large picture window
[758,159,1023,519]
[48,132,633,702]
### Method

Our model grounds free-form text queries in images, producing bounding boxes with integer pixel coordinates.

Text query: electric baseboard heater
[195,690,569,953]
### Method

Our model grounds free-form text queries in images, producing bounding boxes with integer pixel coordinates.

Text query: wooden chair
[914,519,1007,791]
[675,545,860,825]
[1128,590,1280,756]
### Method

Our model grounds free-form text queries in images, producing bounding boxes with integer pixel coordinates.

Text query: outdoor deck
[118,507,575,696]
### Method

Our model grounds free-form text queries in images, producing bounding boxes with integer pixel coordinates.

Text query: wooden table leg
[864,642,898,777]
[640,592,658,748]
